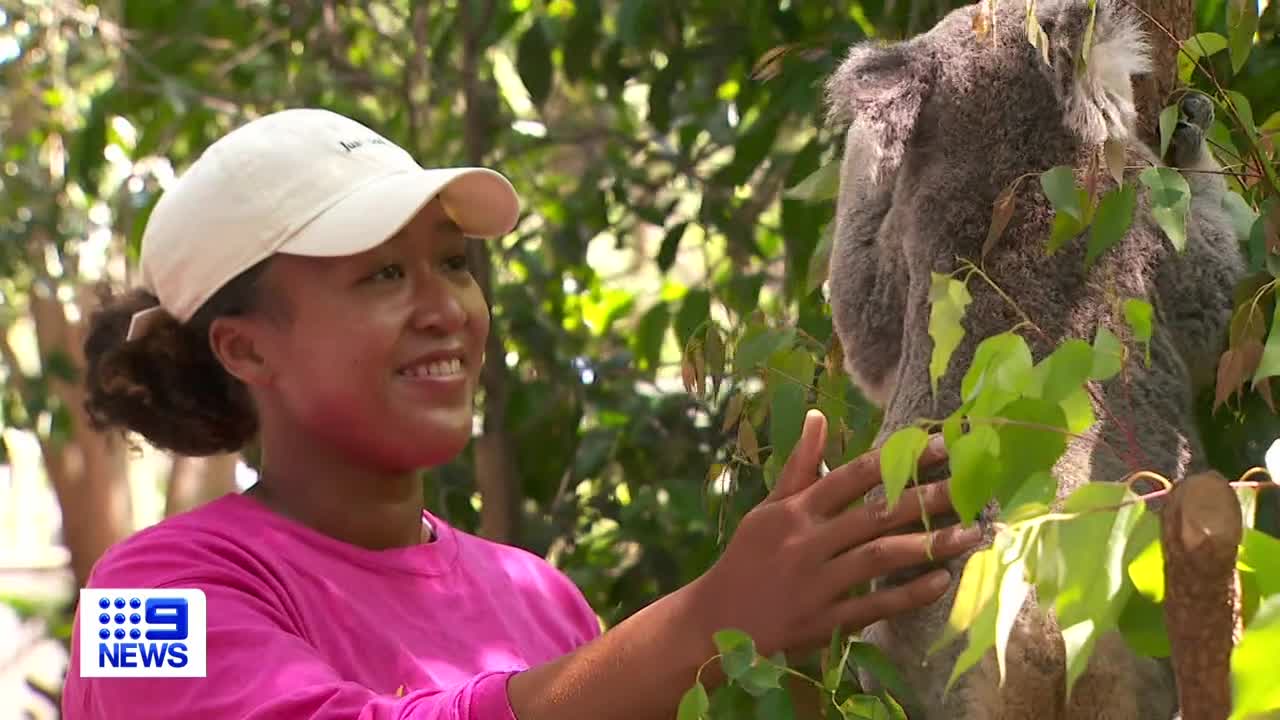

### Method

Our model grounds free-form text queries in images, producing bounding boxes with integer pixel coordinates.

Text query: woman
[61,108,981,719]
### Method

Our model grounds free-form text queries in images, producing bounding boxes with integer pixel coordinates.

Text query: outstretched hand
[690,409,981,658]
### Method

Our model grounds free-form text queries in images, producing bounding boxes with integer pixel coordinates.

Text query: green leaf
[767,349,815,466]
[1222,190,1259,246]
[657,222,690,273]
[838,695,893,720]
[995,554,1032,684]
[784,158,841,203]
[634,303,671,371]
[1139,167,1191,252]
[1090,326,1125,381]
[949,424,1002,523]
[1230,595,1280,720]
[1058,388,1096,435]
[516,20,554,107]
[1117,588,1171,658]
[1061,619,1102,698]
[879,426,931,508]
[736,661,785,697]
[1123,299,1154,367]
[1158,105,1179,160]
[677,682,710,720]
[962,332,1035,402]
[1226,0,1259,75]
[1052,483,1144,629]
[806,222,836,296]
[1252,300,1280,385]
[735,325,796,374]
[72,93,110,193]
[1040,166,1084,222]
[1127,535,1165,603]
[931,546,999,656]
[754,688,797,719]
[1086,185,1136,268]
[1048,210,1088,254]
[990,398,1070,506]
[1026,339,1095,404]
[1178,32,1228,84]
[928,272,973,393]
[713,629,757,680]
[675,291,712,348]
[848,641,916,708]
[1238,528,1280,596]
[1001,470,1058,520]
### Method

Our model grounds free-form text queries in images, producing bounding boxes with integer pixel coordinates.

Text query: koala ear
[1053,0,1152,144]
[825,42,932,183]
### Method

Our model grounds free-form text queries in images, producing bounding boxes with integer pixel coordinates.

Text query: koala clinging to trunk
[822,0,1245,718]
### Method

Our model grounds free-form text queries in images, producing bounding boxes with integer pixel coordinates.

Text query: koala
[821,0,1246,718]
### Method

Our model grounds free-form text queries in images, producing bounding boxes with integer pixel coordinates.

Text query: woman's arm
[508,410,981,720]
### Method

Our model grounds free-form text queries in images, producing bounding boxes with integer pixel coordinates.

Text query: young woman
[61,108,982,719]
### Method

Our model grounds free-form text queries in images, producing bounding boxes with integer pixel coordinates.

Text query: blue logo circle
[98,628,110,640]
[129,613,141,624]
[98,598,110,610]
[98,613,110,625]
[114,613,126,625]
[129,597,141,609]
[113,598,126,610]
[129,628,142,640]
[114,628,125,640]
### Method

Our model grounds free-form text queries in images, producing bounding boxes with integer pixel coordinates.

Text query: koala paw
[1180,92,1214,131]
[1171,93,1214,167]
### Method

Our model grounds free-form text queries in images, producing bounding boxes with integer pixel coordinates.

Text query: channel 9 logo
[78,589,207,678]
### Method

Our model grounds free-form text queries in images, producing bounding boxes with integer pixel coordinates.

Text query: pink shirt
[61,492,602,719]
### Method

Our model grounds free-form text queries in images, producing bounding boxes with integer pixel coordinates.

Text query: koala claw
[1179,92,1214,131]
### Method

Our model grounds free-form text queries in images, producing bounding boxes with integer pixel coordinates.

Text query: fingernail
[957,525,984,544]
[925,569,951,593]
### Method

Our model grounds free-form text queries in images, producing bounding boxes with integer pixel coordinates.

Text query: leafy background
[0,0,1277,716]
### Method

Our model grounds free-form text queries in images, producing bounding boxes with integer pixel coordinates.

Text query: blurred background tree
[0,0,1276,716]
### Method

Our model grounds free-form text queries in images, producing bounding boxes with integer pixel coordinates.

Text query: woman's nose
[410,272,468,334]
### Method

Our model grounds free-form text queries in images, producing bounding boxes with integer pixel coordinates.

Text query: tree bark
[165,453,239,517]
[1159,471,1243,720]
[26,264,133,591]
[1131,0,1197,149]
[455,0,523,545]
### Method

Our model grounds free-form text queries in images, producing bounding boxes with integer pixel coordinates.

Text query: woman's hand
[507,408,980,720]
[686,408,981,659]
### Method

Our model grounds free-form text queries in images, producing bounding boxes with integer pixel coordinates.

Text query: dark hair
[82,260,276,456]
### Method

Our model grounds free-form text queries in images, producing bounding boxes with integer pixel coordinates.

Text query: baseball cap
[125,108,521,341]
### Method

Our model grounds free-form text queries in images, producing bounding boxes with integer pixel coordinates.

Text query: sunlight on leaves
[928,273,973,394]
[880,426,931,508]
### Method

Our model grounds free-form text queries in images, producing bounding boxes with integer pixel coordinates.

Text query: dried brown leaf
[1214,349,1241,410]
[982,183,1019,260]
[1104,138,1127,185]
[738,418,760,464]
[723,393,746,433]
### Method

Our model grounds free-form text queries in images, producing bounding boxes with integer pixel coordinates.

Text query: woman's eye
[369,264,405,282]
[444,254,470,272]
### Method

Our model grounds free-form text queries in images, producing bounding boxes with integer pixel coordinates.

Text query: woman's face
[249,199,490,472]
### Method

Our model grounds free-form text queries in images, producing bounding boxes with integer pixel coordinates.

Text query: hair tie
[125,304,168,342]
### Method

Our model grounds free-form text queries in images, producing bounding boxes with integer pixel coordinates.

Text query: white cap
[126,108,521,341]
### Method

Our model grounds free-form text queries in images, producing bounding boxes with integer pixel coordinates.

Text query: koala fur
[822,0,1246,718]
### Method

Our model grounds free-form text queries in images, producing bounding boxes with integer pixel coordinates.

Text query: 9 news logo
[78,589,207,677]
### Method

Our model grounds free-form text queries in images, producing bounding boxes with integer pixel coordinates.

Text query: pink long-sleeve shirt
[61,492,602,719]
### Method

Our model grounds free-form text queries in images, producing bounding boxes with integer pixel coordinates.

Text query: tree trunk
[165,453,240,517]
[1159,471,1243,720]
[454,0,523,546]
[1132,0,1197,149]
[26,261,133,591]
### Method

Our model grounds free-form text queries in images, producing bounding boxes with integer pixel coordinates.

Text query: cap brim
[277,167,520,258]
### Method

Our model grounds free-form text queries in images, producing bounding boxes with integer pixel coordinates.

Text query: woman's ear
[209,316,275,387]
